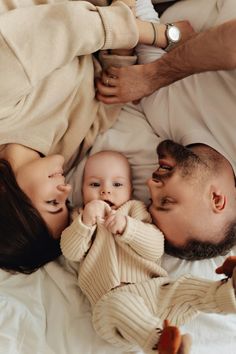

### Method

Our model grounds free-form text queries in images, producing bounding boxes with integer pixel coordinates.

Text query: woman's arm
[0,1,138,103]
[96,18,236,104]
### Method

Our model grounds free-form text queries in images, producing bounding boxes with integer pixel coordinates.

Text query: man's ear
[211,188,226,213]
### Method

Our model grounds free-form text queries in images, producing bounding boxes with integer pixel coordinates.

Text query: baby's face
[82,152,132,209]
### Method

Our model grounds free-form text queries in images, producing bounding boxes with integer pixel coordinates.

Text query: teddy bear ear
[215,256,236,277]
[158,319,181,354]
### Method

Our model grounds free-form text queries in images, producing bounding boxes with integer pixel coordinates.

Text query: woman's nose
[57,183,72,194]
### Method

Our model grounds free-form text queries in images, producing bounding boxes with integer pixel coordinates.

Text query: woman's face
[15,155,71,238]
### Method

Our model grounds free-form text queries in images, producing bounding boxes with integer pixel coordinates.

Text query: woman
[0,0,195,273]
[0,0,160,273]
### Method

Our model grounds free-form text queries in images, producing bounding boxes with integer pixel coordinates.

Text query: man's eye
[47,199,59,206]
[90,182,100,187]
[113,182,122,187]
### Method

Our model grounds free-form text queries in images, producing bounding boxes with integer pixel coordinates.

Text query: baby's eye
[46,199,59,206]
[113,182,123,187]
[90,182,100,187]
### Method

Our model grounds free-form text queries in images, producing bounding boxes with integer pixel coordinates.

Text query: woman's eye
[90,182,100,187]
[160,197,173,206]
[113,182,122,187]
[47,199,59,206]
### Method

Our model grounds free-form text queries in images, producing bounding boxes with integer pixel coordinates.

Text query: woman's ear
[211,190,226,213]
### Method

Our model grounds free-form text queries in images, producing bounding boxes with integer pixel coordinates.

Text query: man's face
[147,140,217,247]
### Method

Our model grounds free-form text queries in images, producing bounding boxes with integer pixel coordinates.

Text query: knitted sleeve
[116,200,165,261]
[0,1,138,103]
[60,211,96,262]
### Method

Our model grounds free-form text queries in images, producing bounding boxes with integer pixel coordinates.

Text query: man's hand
[82,200,111,226]
[104,211,127,235]
[96,62,156,104]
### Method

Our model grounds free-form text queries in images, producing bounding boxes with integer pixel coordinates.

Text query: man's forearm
[149,19,236,91]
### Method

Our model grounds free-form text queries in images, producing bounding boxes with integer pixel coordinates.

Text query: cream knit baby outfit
[61,200,236,353]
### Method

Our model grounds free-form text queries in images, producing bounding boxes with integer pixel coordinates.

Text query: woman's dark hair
[0,159,61,274]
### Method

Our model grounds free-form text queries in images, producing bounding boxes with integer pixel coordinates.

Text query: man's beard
[156,140,207,177]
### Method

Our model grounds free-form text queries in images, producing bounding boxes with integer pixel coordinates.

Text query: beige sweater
[61,200,168,306]
[0,0,138,172]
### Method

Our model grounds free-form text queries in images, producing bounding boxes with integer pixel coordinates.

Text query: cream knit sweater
[61,200,168,306]
[0,0,138,172]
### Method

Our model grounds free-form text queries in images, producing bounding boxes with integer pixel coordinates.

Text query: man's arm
[96,19,236,104]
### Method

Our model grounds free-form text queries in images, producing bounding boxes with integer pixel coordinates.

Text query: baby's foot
[157,320,191,354]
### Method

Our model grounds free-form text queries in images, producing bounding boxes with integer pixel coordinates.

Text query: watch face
[168,26,180,43]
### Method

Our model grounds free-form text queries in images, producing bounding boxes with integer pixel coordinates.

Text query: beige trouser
[92,275,236,354]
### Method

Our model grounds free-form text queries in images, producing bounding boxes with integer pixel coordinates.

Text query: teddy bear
[158,256,236,354]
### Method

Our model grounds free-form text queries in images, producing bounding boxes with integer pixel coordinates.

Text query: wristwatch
[164,23,181,52]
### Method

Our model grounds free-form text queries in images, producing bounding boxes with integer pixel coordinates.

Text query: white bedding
[1,1,236,353]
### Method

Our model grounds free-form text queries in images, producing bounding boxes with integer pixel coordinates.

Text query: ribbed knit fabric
[61,200,236,353]
[135,0,166,64]
[93,275,236,353]
[60,200,166,306]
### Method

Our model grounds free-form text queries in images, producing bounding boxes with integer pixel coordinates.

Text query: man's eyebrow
[47,208,63,215]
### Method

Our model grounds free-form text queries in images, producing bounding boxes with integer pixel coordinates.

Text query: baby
[61,151,236,354]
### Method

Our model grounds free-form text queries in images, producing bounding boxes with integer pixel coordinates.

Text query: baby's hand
[104,211,127,235]
[82,200,111,226]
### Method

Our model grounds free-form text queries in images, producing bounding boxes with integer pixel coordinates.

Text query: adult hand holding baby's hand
[82,200,111,226]
[104,211,127,235]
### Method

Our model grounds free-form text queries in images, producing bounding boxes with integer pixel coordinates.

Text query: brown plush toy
[215,256,236,277]
[157,256,236,354]
[158,319,192,354]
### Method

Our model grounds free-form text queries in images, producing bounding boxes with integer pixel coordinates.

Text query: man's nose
[147,177,164,187]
